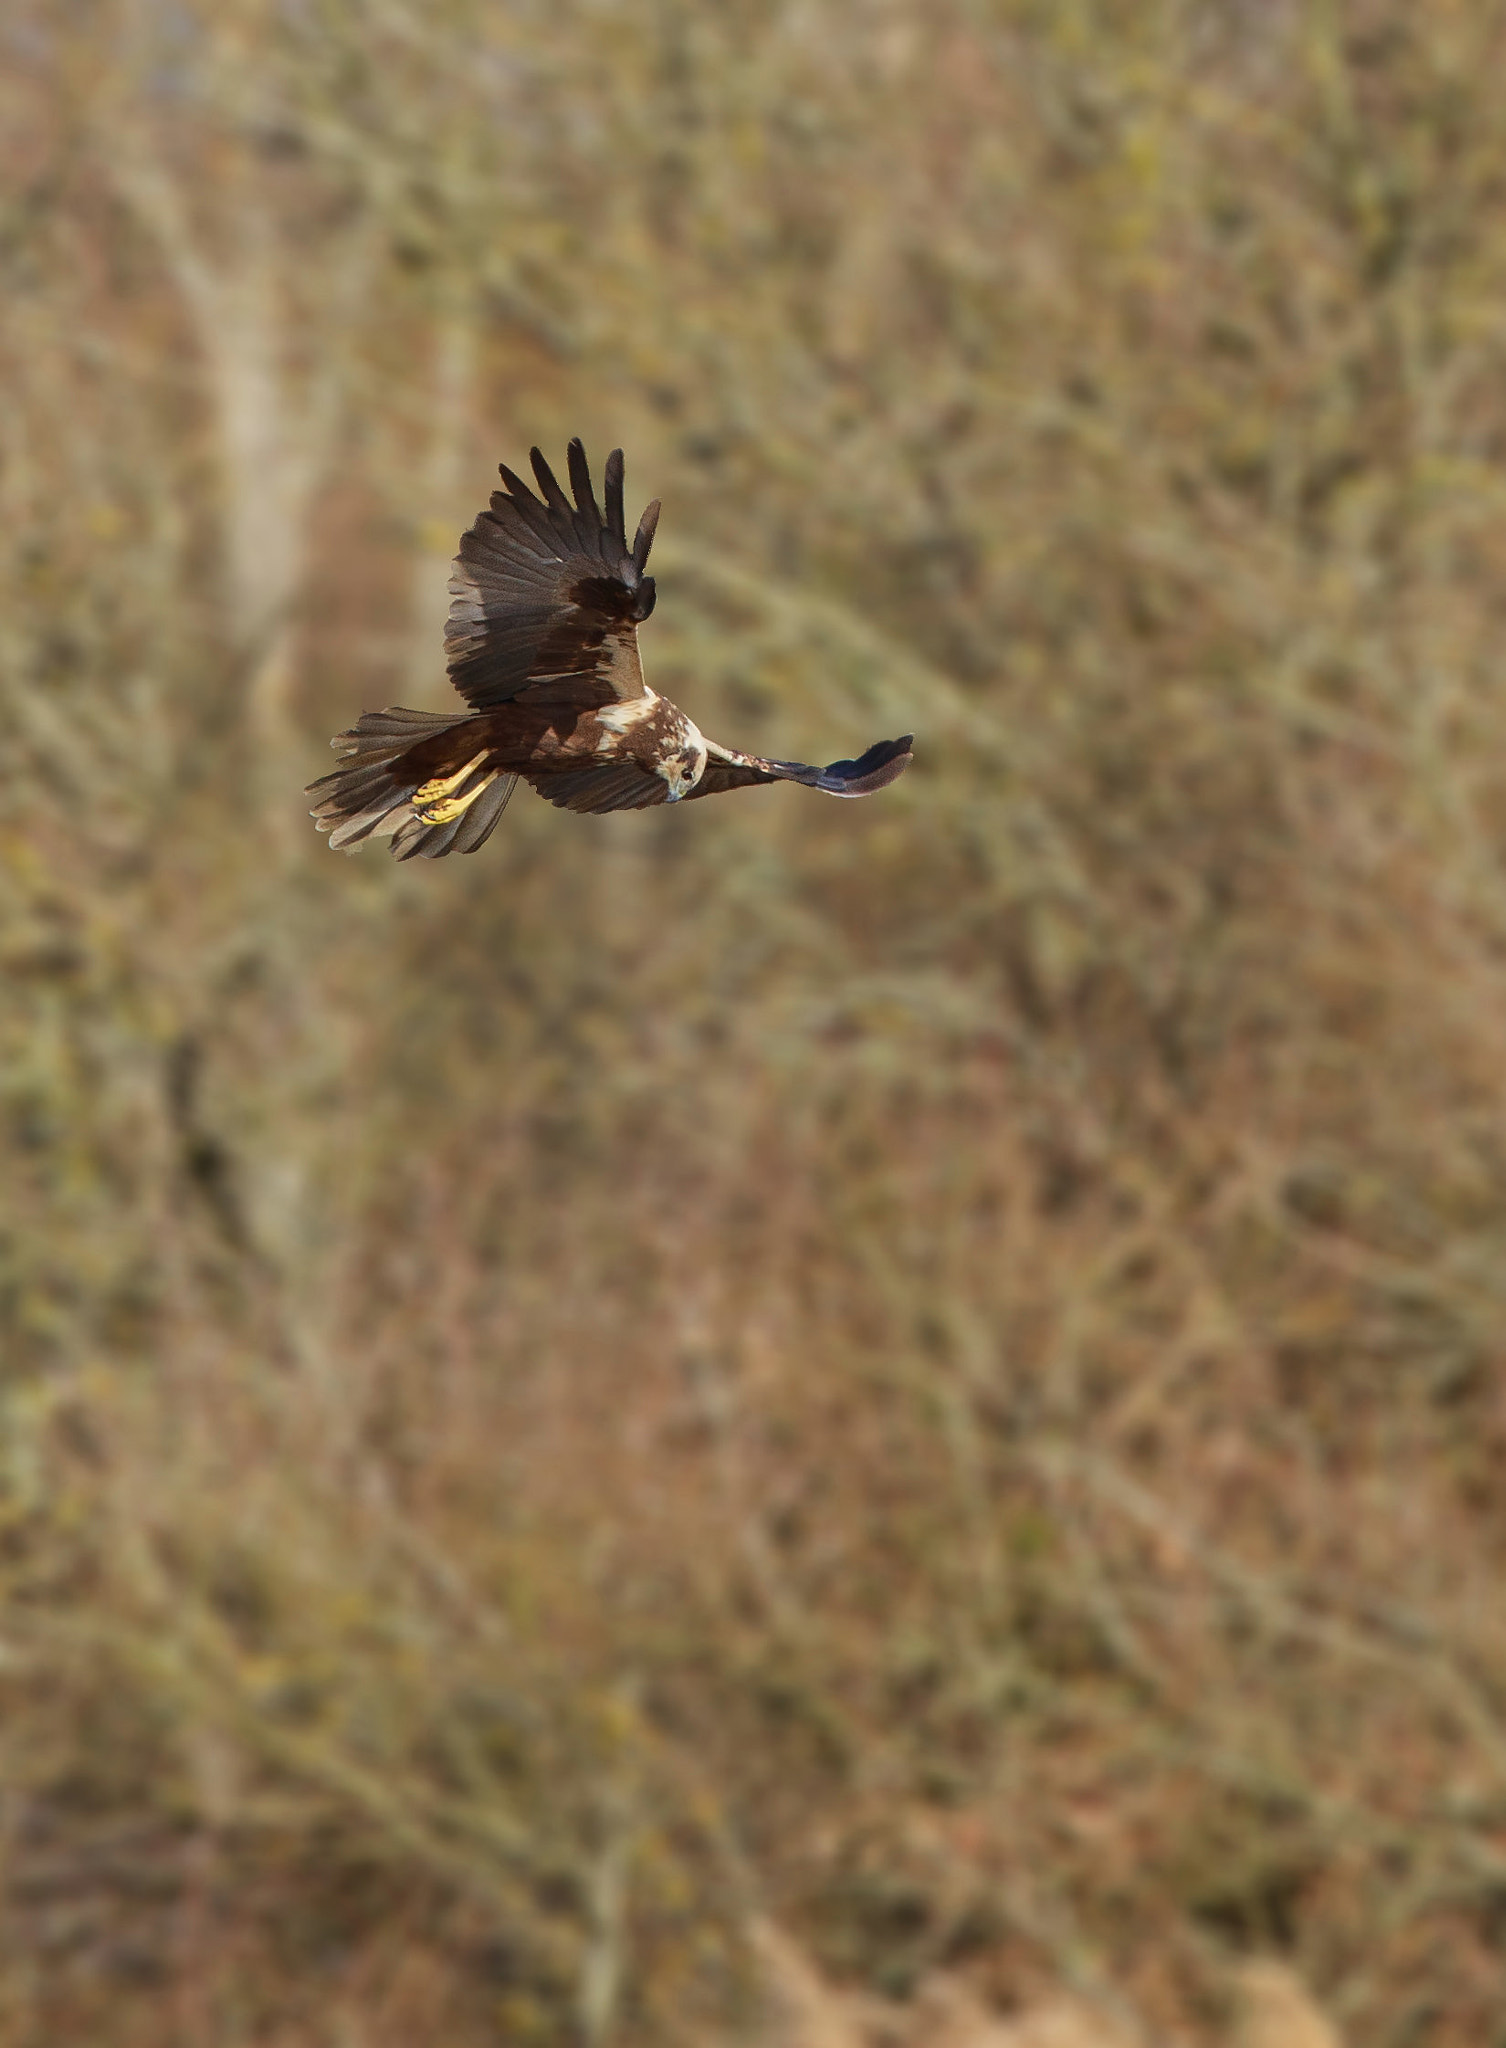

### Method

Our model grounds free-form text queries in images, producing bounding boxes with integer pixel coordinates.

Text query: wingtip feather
[604,448,626,548]
[530,446,572,513]
[499,461,540,505]
[566,437,600,522]
[816,735,913,796]
[632,498,661,572]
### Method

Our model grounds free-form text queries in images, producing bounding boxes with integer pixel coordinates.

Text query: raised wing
[445,441,661,713]
[689,734,914,801]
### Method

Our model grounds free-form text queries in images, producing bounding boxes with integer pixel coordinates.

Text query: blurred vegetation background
[4,2,1506,2042]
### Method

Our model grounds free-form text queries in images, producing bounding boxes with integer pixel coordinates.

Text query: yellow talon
[411,753,496,824]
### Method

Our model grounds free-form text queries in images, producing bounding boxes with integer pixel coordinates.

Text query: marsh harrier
[308,442,913,857]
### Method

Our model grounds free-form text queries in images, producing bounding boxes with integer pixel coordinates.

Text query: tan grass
[2,2,1506,2043]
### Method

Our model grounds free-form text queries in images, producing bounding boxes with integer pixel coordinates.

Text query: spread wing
[689,735,914,801]
[445,441,661,713]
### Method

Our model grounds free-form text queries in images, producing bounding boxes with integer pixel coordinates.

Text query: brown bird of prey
[308,440,913,858]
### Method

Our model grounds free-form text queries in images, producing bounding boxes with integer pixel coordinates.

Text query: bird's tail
[307,707,517,860]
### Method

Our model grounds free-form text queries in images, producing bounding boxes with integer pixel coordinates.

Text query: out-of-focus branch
[101,94,373,836]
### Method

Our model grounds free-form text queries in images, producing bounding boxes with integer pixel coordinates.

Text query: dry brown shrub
[3,2,1506,2043]
[1233,1960,1343,2048]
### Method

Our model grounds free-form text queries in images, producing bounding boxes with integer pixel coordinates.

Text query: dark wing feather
[524,762,668,814]
[445,439,659,713]
[632,498,660,573]
[689,735,914,801]
[603,448,627,549]
[529,445,574,517]
[451,771,519,852]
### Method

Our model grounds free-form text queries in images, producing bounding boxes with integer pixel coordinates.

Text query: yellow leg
[411,753,498,825]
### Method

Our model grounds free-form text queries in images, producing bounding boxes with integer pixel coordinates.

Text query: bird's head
[661,738,707,802]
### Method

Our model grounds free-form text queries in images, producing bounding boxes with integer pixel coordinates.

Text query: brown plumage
[307,442,913,858]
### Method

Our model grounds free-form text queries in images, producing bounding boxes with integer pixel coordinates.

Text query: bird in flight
[309,440,913,858]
